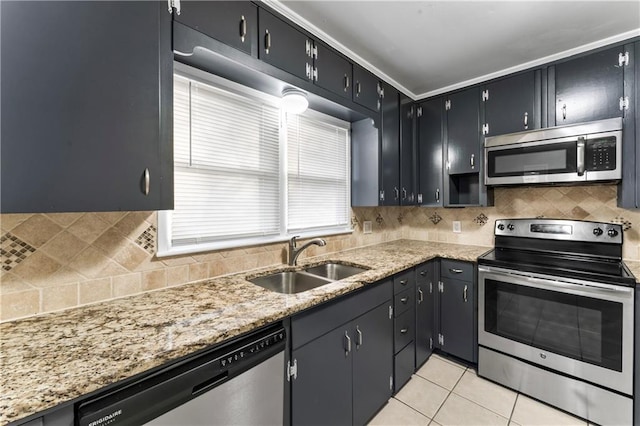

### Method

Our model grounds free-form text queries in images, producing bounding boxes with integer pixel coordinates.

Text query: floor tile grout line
[449,389,512,423]
[508,393,519,424]
[427,366,468,423]
[390,396,433,423]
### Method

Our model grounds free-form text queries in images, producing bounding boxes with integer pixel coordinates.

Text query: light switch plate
[453,221,461,233]
[363,221,372,234]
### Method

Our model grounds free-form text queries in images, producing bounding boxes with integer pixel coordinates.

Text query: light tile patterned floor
[368,354,590,426]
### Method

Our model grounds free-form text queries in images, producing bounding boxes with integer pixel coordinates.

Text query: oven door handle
[479,266,633,295]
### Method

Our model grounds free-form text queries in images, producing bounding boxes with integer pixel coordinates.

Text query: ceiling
[267,1,640,99]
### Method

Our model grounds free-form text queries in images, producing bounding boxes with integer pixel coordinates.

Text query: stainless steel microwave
[484,117,622,186]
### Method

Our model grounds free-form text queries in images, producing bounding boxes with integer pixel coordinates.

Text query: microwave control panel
[585,136,616,171]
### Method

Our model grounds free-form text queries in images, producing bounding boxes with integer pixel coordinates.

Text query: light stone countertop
[625,260,640,281]
[0,240,491,425]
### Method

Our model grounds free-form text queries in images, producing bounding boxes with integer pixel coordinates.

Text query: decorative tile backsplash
[1,184,638,322]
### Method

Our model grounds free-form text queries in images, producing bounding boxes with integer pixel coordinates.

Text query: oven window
[484,279,623,371]
[487,141,577,177]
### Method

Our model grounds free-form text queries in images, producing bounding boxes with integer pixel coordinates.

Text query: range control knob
[593,228,603,236]
[607,228,619,238]
[507,223,515,231]
[497,224,505,231]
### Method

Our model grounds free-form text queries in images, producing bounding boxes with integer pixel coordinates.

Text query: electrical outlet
[363,221,373,234]
[453,221,461,233]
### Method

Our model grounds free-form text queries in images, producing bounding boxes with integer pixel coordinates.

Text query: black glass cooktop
[478,248,636,287]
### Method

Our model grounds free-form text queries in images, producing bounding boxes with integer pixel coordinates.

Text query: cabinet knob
[400,328,409,334]
[400,297,408,304]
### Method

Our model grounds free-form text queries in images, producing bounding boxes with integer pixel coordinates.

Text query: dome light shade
[281,89,308,114]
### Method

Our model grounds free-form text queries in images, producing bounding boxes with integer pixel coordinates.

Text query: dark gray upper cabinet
[314,42,353,101]
[353,64,382,112]
[175,1,257,56]
[446,87,481,175]
[552,46,625,126]
[415,261,436,368]
[400,95,416,205]
[0,1,173,213]
[381,83,401,205]
[417,97,444,207]
[258,8,311,81]
[483,71,539,136]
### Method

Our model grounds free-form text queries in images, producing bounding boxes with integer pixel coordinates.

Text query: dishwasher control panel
[220,329,285,368]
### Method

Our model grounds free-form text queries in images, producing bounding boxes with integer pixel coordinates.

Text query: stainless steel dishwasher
[76,324,286,426]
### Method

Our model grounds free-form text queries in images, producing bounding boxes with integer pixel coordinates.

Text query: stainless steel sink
[249,271,333,294]
[304,263,368,281]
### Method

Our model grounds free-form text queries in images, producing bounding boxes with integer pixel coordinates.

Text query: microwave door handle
[577,137,585,176]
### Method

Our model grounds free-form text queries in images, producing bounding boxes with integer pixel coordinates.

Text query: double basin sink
[249,262,368,294]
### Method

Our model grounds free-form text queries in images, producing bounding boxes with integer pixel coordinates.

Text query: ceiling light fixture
[281,88,308,114]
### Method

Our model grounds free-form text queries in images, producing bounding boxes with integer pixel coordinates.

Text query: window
[158,68,351,256]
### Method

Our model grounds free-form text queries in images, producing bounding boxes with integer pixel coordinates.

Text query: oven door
[485,136,582,185]
[478,265,634,395]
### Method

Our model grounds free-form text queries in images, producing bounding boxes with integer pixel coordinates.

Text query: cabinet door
[352,303,393,426]
[291,326,352,426]
[381,83,400,206]
[554,46,624,125]
[400,96,416,205]
[1,1,172,213]
[439,277,475,363]
[353,64,381,112]
[446,87,480,175]
[484,71,536,136]
[258,8,311,81]
[417,98,444,206]
[416,262,436,367]
[314,42,352,100]
[175,1,256,55]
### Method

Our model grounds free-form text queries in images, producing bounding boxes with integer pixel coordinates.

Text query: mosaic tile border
[0,233,36,272]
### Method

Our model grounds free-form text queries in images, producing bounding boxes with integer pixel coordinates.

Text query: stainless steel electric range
[477,218,636,426]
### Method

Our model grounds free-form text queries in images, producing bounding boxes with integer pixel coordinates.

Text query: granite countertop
[625,260,640,280]
[0,240,490,425]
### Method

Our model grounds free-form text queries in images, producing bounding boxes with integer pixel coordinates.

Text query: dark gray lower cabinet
[393,270,415,393]
[415,261,436,367]
[291,281,393,425]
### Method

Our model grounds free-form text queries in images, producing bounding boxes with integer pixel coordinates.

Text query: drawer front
[394,342,415,394]
[394,287,414,317]
[415,260,436,286]
[393,270,414,294]
[394,308,415,352]
[440,259,473,282]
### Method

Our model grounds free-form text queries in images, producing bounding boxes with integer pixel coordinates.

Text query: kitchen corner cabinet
[415,261,436,368]
[393,270,416,392]
[314,42,353,101]
[550,45,625,126]
[0,1,173,213]
[175,1,258,56]
[380,83,401,206]
[436,260,477,363]
[417,97,444,206]
[482,70,540,137]
[290,280,393,425]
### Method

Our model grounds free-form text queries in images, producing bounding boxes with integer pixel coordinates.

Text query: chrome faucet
[288,235,326,266]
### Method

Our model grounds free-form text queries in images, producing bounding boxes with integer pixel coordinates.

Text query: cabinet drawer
[394,309,414,352]
[440,259,473,282]
[415,261,435,286]
[394,287,414,317]
[393,270,414,294]
[394,341,415,394]
[292,279,392,350]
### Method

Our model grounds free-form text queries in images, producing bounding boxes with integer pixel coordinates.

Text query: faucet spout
[288,236,326,266]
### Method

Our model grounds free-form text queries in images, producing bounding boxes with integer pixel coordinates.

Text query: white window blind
[171,75,281,246]
[286,113,350,233]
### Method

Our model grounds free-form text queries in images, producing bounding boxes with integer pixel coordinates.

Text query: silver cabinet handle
[435,188,440,203]
[239,15,247,42]
[344,75,350,91]
[418,288,424,303]
[524,112,528,129]
[562,103,567,120]
[402,187,407,200]
[356,326,363,348]
[470,154,475,168]
[419,271,426,277]
[143,168,150,195]
[264,30,271,54]
[463,285,468,302]
[400,328,409,334]
[344,331,351,356]
[394,187,399,200]
[355,81,361,96]
[400,279,407,286]
[577,137,585,176]
[449,268,463,274]
[400,297,408,304]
